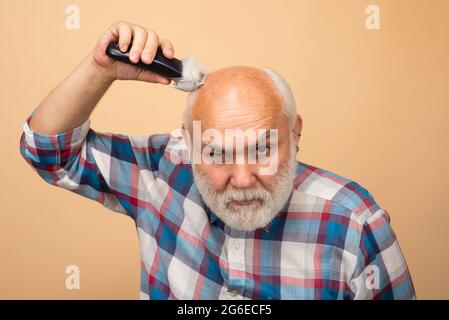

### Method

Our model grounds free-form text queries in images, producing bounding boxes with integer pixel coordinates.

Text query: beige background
[1,0,448,299]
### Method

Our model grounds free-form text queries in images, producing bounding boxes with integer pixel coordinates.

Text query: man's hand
[90,21,175,84]
[28,21,175,135]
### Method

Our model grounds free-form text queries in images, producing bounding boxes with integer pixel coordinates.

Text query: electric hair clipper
[106,42,207,92]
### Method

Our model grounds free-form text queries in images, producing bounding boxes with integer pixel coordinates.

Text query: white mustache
[222,188,269,203]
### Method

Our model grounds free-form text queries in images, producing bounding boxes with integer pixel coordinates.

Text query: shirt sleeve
[349,208,416,299]
[19,109,167,219]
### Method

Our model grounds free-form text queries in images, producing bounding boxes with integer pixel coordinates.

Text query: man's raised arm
[19,21,176,218]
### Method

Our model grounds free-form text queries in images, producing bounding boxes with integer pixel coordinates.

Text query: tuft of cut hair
[181,55,208,83]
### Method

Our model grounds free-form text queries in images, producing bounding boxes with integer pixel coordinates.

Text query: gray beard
[192,142,297,232]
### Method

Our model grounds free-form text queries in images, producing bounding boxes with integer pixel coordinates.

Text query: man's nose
[229,164,256,189]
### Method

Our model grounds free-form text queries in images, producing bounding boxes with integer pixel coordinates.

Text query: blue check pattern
[19,109,416,300]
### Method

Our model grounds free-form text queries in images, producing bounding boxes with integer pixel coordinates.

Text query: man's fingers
[154,73,171,85]
[141,31,159,64]
[136,69,171,84]
[114,23,132,52]
[128,26,148,63]
[159,38,174,59]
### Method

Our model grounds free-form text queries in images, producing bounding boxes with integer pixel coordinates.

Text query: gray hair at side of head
[182,67,298,132]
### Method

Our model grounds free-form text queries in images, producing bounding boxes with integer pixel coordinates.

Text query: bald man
[20,22,415,300]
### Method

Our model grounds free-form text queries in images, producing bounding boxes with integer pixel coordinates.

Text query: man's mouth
[229,199,262,206]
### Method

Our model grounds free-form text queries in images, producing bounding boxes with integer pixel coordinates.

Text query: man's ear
[292,114,302,145]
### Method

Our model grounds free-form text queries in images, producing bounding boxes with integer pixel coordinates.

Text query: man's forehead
[194,102,283,131]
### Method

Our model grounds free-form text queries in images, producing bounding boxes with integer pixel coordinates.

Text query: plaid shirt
[19,109,416,300]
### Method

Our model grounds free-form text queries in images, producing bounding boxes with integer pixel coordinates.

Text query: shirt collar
[205,205,220,224]
[261,190,294,233]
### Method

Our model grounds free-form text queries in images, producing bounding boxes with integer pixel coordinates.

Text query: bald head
[183,66,295,134]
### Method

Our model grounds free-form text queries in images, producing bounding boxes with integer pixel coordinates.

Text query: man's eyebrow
[200,130,276,149]
[201,142,221,149]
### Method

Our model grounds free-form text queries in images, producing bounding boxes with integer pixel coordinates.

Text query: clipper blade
[172,55,208,92]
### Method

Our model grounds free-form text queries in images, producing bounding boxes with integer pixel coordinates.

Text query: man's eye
[256,144,271,152]
[210,149,223,157]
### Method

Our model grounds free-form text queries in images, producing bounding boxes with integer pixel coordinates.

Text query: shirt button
[228,289,238,297]
[233,244,240,250]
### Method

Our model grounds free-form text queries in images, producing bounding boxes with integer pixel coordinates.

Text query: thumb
[136,69,171,85]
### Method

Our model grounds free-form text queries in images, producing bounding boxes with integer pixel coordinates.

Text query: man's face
[187,67,299,231]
